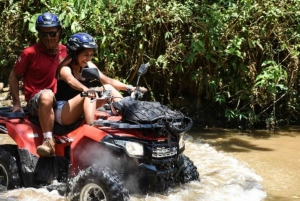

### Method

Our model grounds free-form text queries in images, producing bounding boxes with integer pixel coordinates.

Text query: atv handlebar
[80,63,149,102]
[81,90,112,102]
[80,87,146,103]
[130,88,144,100]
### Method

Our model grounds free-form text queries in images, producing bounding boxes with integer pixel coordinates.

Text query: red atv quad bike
[0,64,199,201]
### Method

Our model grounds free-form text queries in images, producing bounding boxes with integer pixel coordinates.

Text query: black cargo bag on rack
[112,98,193,136]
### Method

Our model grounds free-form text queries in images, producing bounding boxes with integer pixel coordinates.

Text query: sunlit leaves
[254,60,288,94]
[145,5,150,12]
[225,36,246,58]
[28,13,39,33]
[225,109,248,121]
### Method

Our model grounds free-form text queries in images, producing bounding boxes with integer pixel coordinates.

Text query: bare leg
[61,95,102,125]
[83,97,96,125]
[60,95,85,125]
[38,90,55,133]
[103,84,123,102]
[36,90,55,157]
[60,85,122,126]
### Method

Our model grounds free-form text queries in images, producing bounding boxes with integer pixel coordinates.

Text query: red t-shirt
[13,43,67,102]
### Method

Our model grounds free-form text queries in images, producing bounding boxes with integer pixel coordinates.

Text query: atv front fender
[70,125,108,172]
[71,125,107,149]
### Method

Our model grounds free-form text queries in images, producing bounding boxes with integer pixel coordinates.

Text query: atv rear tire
[0,147,21,190]
[68,165,130,201]
[178,154,200,183]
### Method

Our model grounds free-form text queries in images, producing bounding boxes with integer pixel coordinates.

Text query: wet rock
[0,82,3,92]
[2,87,9,92]
[0,184,7,191]
[0,90,25,107]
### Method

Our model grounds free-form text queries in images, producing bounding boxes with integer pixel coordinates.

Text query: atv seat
[28,116,83,136]
[0,106,25,119]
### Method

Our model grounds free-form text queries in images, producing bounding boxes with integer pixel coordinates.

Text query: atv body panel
[0,100,198,195]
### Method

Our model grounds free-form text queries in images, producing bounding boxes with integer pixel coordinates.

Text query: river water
[199,127,300,201]
[0,128,271,201]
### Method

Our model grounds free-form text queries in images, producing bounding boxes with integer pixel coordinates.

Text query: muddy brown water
[195,126,300,201]
[0,126,299,201]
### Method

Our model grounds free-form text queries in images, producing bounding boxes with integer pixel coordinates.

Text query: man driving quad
[9,12,68,157]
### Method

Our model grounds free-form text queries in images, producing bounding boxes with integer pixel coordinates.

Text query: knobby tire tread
[68,165,129,201]
[0,147,21,190]
[178,154,200,183]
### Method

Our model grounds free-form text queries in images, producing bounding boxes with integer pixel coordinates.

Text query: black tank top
[55,66,93,101]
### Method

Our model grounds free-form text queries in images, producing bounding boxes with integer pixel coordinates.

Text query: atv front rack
[94,119,182,129]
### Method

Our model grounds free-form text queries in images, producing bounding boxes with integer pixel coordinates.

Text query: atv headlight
[179,133,185,149]
[114,140,144,156]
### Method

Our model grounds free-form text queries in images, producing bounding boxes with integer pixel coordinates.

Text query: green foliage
[254,60,288,96]
[0,0,300,128]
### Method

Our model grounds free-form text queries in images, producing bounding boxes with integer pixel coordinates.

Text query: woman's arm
[101,74,130,91]
[60,66,90,92]
[88,62,130,91]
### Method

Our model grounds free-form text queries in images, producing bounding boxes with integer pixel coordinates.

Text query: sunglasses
[39,31,58,38]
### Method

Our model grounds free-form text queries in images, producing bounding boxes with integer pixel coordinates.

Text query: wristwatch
[127,85,133,93]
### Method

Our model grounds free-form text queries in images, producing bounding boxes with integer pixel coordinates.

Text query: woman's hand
[138,86,148,93]
[86,88,97,98]
[129,86,148,93]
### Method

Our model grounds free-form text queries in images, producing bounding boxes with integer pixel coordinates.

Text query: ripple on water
[0,134,267,201]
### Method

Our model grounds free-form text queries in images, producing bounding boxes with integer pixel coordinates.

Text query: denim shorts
[54,101,67,125]
[27,89,56,116]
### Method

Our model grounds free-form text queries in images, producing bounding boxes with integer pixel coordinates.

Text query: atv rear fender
[2,118,44,156]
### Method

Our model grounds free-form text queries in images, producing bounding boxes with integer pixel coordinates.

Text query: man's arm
[9,69,22,112]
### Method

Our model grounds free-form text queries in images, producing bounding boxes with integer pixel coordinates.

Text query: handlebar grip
[81,92,88,97]
[131,91,143,99]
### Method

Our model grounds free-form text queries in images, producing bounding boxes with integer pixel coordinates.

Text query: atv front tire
[0,147,21,190]
[178,154,200,183]
[68,165,130,201]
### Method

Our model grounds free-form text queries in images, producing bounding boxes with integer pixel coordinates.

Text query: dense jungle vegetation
[0,0,300,129]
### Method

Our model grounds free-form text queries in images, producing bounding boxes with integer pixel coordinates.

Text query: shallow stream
[0,128,274,201]
[1,82,300,200]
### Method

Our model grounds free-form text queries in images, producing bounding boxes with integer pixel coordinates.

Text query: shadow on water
[205,137,274,153]
[189,125,300,153]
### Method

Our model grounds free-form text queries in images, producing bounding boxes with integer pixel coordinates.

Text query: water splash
[0,188,66,201]
[0,134,267,201]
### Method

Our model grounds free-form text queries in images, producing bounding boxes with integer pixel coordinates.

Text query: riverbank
[194,127,300,201]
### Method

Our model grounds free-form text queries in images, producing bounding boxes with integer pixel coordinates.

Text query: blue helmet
[36,12,61,30]
[67,32,98,55]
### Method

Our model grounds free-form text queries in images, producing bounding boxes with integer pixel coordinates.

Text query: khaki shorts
[27,89,57,116]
